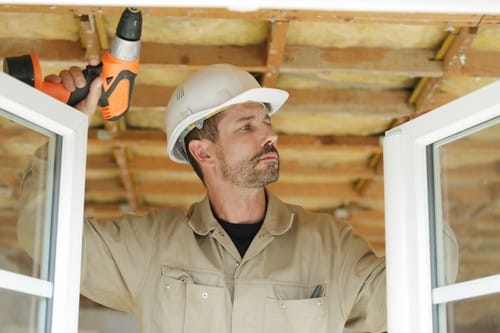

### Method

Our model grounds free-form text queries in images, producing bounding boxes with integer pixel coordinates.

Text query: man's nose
[263,125,278,146]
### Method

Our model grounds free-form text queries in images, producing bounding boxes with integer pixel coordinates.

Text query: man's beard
[218,144,280,188]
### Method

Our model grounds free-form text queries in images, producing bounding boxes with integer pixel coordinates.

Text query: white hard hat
[165,64,289,164]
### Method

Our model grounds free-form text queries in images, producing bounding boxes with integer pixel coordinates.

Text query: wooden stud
[93,12,109,51]
[415,27,478,112]
[262,20,289,87]
[79,14,101,60]
[113,146,138,211]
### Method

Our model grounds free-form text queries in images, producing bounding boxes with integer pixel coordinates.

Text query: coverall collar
[187,188,294,236]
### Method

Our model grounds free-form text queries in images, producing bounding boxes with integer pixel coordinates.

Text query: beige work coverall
[17,156,457,333]
[81,192,386,333]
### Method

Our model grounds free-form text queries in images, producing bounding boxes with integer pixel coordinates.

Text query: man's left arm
[336,224,387,332]
[338,222,459,332]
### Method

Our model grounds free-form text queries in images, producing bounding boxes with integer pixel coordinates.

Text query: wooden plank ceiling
[0,5,499,260]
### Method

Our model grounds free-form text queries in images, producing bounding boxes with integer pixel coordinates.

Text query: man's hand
[43,57,103,119]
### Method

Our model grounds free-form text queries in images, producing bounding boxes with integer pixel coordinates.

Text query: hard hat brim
[167,87,289,164]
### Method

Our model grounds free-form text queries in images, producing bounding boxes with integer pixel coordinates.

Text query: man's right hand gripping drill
[43,58,103,120]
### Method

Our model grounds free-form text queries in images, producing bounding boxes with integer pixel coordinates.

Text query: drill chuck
[116,7,142,41]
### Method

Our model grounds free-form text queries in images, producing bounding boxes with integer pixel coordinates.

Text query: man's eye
[240,124,251,131]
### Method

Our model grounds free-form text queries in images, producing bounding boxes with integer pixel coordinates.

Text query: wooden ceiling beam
[113,146,138,211]
[414,27,478,112]
[353,152,383,196]
[286,88,411,107]
[450,49,500,77]
[1,5,496,26]
[128,84,412,111]
[87,129,382,153]
[86,154,377,179]
[1,40,446,77]
[262,20,289,87]
[141,43,266,71]
[78,14,101,59]
[0,39,84,64]
[441,27,479,73]
[84,177,383,200]
[282,46,442,77]
[0,39,266,69]
[3,39,498,83]
[21,125,500,155]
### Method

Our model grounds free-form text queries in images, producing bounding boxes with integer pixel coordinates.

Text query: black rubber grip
[67,62,103,106]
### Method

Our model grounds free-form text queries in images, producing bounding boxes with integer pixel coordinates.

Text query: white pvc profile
[433,274,500,304]
[383,133,418,332]
[384,122,435,333]
[0,269,53,298]
[0,72,88,333]
[383,79,500,333]
[1,0,500,14]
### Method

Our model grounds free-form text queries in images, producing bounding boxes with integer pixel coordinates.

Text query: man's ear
[188,139,214,166]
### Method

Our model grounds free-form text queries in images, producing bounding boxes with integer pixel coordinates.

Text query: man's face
[213,102,279,188]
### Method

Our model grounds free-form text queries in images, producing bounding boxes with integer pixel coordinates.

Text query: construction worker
[18,62,458,333]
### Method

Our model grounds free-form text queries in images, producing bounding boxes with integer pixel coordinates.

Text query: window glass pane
[0,108,58,281]
[0,288,46,332]
[433,118,499,285]
[445,293,500,333]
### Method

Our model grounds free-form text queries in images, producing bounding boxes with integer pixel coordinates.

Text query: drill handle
[99,69,137,121]
[66,62,103,106]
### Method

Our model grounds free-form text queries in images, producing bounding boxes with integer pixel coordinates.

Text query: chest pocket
[263,285,329,333]
[154,266,231,333]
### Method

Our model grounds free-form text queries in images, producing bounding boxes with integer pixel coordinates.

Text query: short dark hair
[184,111,225,183]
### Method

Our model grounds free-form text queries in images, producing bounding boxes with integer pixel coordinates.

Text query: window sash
[0,72,88,333]
[383,79,500,333]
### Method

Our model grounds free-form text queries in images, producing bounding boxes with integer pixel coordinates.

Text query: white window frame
[0,72,88,333]
[383,79,500,333]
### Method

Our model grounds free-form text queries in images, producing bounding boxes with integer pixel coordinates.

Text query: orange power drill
[3,8,142,121]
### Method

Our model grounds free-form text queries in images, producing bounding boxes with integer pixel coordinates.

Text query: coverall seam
[336,224,351,321]
[131,209,158,312]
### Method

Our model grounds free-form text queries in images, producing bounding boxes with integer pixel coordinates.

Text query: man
[18,62,456,333]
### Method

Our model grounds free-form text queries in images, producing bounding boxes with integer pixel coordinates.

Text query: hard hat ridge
[165,64,289,164]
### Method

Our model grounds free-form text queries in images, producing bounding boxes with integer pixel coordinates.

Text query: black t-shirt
[217,218,263,257]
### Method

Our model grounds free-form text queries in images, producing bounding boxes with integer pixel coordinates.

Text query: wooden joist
[86,154,378,180]
[87,129,382,153]
[0,40,443,76]
[1,5,498,26]
[414,27,479,112]
[282,46,442,77]
[112,146,138,211]
[262,20,289,87]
